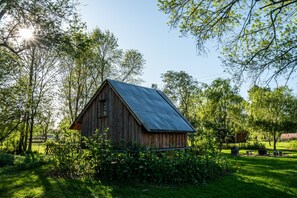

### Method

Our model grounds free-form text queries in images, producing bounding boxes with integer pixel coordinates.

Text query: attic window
[98,99,108,117]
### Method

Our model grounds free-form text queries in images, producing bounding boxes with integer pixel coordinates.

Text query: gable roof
[70,79,195,133]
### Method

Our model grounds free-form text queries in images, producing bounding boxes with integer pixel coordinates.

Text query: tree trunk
[43,123,49,142]
[273,132,277,150]
[28,115,34,151]
[25,48,35,152]
[18,123,25,154]
[24,113,29,152]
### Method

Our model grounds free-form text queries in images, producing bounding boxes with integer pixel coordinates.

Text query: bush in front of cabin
[50,141,92,178]
[83,129,114,180]
[50,129,231,184]
[83,130,231,184]
[190,131,219,157]
[105,149,230,184]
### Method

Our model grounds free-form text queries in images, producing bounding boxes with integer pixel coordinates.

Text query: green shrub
[83,129,114,179]
[50,129,231,184]
[240,142,266,150]
[82,130,231,184]
[289,140,297,150]
[103,149,230,184]
[50,142,90,178]
[191,133,219,156]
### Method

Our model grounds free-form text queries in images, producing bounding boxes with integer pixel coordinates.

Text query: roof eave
[147,129,195,133]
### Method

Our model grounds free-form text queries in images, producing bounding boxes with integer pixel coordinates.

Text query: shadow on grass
[128,152,297,198]
[0,165,113,198]
[223,154,297,197]
[1,154,296,198]
[109,173,296,198]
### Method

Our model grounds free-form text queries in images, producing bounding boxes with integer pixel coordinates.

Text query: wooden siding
[81,83,188,149]
[140,132,187,148]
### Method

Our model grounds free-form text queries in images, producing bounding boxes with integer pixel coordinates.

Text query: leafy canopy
[246,85,297,149]
[158,0,297,83]
[0,0,79,54]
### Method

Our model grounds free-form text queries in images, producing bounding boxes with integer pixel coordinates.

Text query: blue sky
[80,0,286,98]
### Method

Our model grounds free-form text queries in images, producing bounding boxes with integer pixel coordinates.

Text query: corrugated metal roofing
[108,79,195,133]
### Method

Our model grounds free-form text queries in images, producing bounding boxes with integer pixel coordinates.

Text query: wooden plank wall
[109,85,143,146]
[81,83,188,148]
[140,132,187,148]
[81,85,110,137]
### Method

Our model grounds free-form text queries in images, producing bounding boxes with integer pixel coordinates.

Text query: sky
[79,1,229,83]
[79,0,293,98]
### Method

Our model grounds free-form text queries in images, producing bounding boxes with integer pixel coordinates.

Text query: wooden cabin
[70,79,195,149]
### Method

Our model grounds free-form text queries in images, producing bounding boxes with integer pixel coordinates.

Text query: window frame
[98,99,108,118]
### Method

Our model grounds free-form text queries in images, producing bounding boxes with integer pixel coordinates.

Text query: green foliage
[60,27,145,123]
[0,0,145,155]
[83,129,114,179]
[1,145,297,197]
[158,0,297,83]
[201,79,245,149]
[191,132,219,156]
[161,71,246,150]
[161,70,199,120]
[240,142,266,150]
[289,140,297,150]
[50,141,90,178]
[52,130,231,184]
[107,150,229,184]
[14,152,48,170]
[0,0,79,54]
[247,85,297,150]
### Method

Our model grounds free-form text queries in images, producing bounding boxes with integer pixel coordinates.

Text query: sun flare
[18,28,34,40]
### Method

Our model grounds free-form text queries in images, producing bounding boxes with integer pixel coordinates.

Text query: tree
[0,48,24,143]
[201,78,245,150]
[18,47,59,152]
[0,83,24,143]
[0,0,78,54]
[118,49,145,84]
[0,42,59,153]
[59,29,93,123]
[0,0,80,153]
[60,28,145,123]
[161,71,246,150]
[161,70,199,120]
[90,28,123,84]
[247,85,297,150]
[158,0,297,83]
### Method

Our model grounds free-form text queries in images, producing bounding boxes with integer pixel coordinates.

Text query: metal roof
[108,79,195,133]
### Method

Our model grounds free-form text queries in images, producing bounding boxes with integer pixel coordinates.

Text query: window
[98,99,108,117]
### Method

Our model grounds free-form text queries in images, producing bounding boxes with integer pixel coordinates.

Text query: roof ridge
[107,79,157,91]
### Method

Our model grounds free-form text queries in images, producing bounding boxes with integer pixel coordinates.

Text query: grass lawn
[0,143,296,197]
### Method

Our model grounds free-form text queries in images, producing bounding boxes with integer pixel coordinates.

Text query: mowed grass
[0,143,296,198]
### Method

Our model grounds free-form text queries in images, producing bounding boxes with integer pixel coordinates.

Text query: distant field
[0,142,296,197]
[31,143,46,153]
